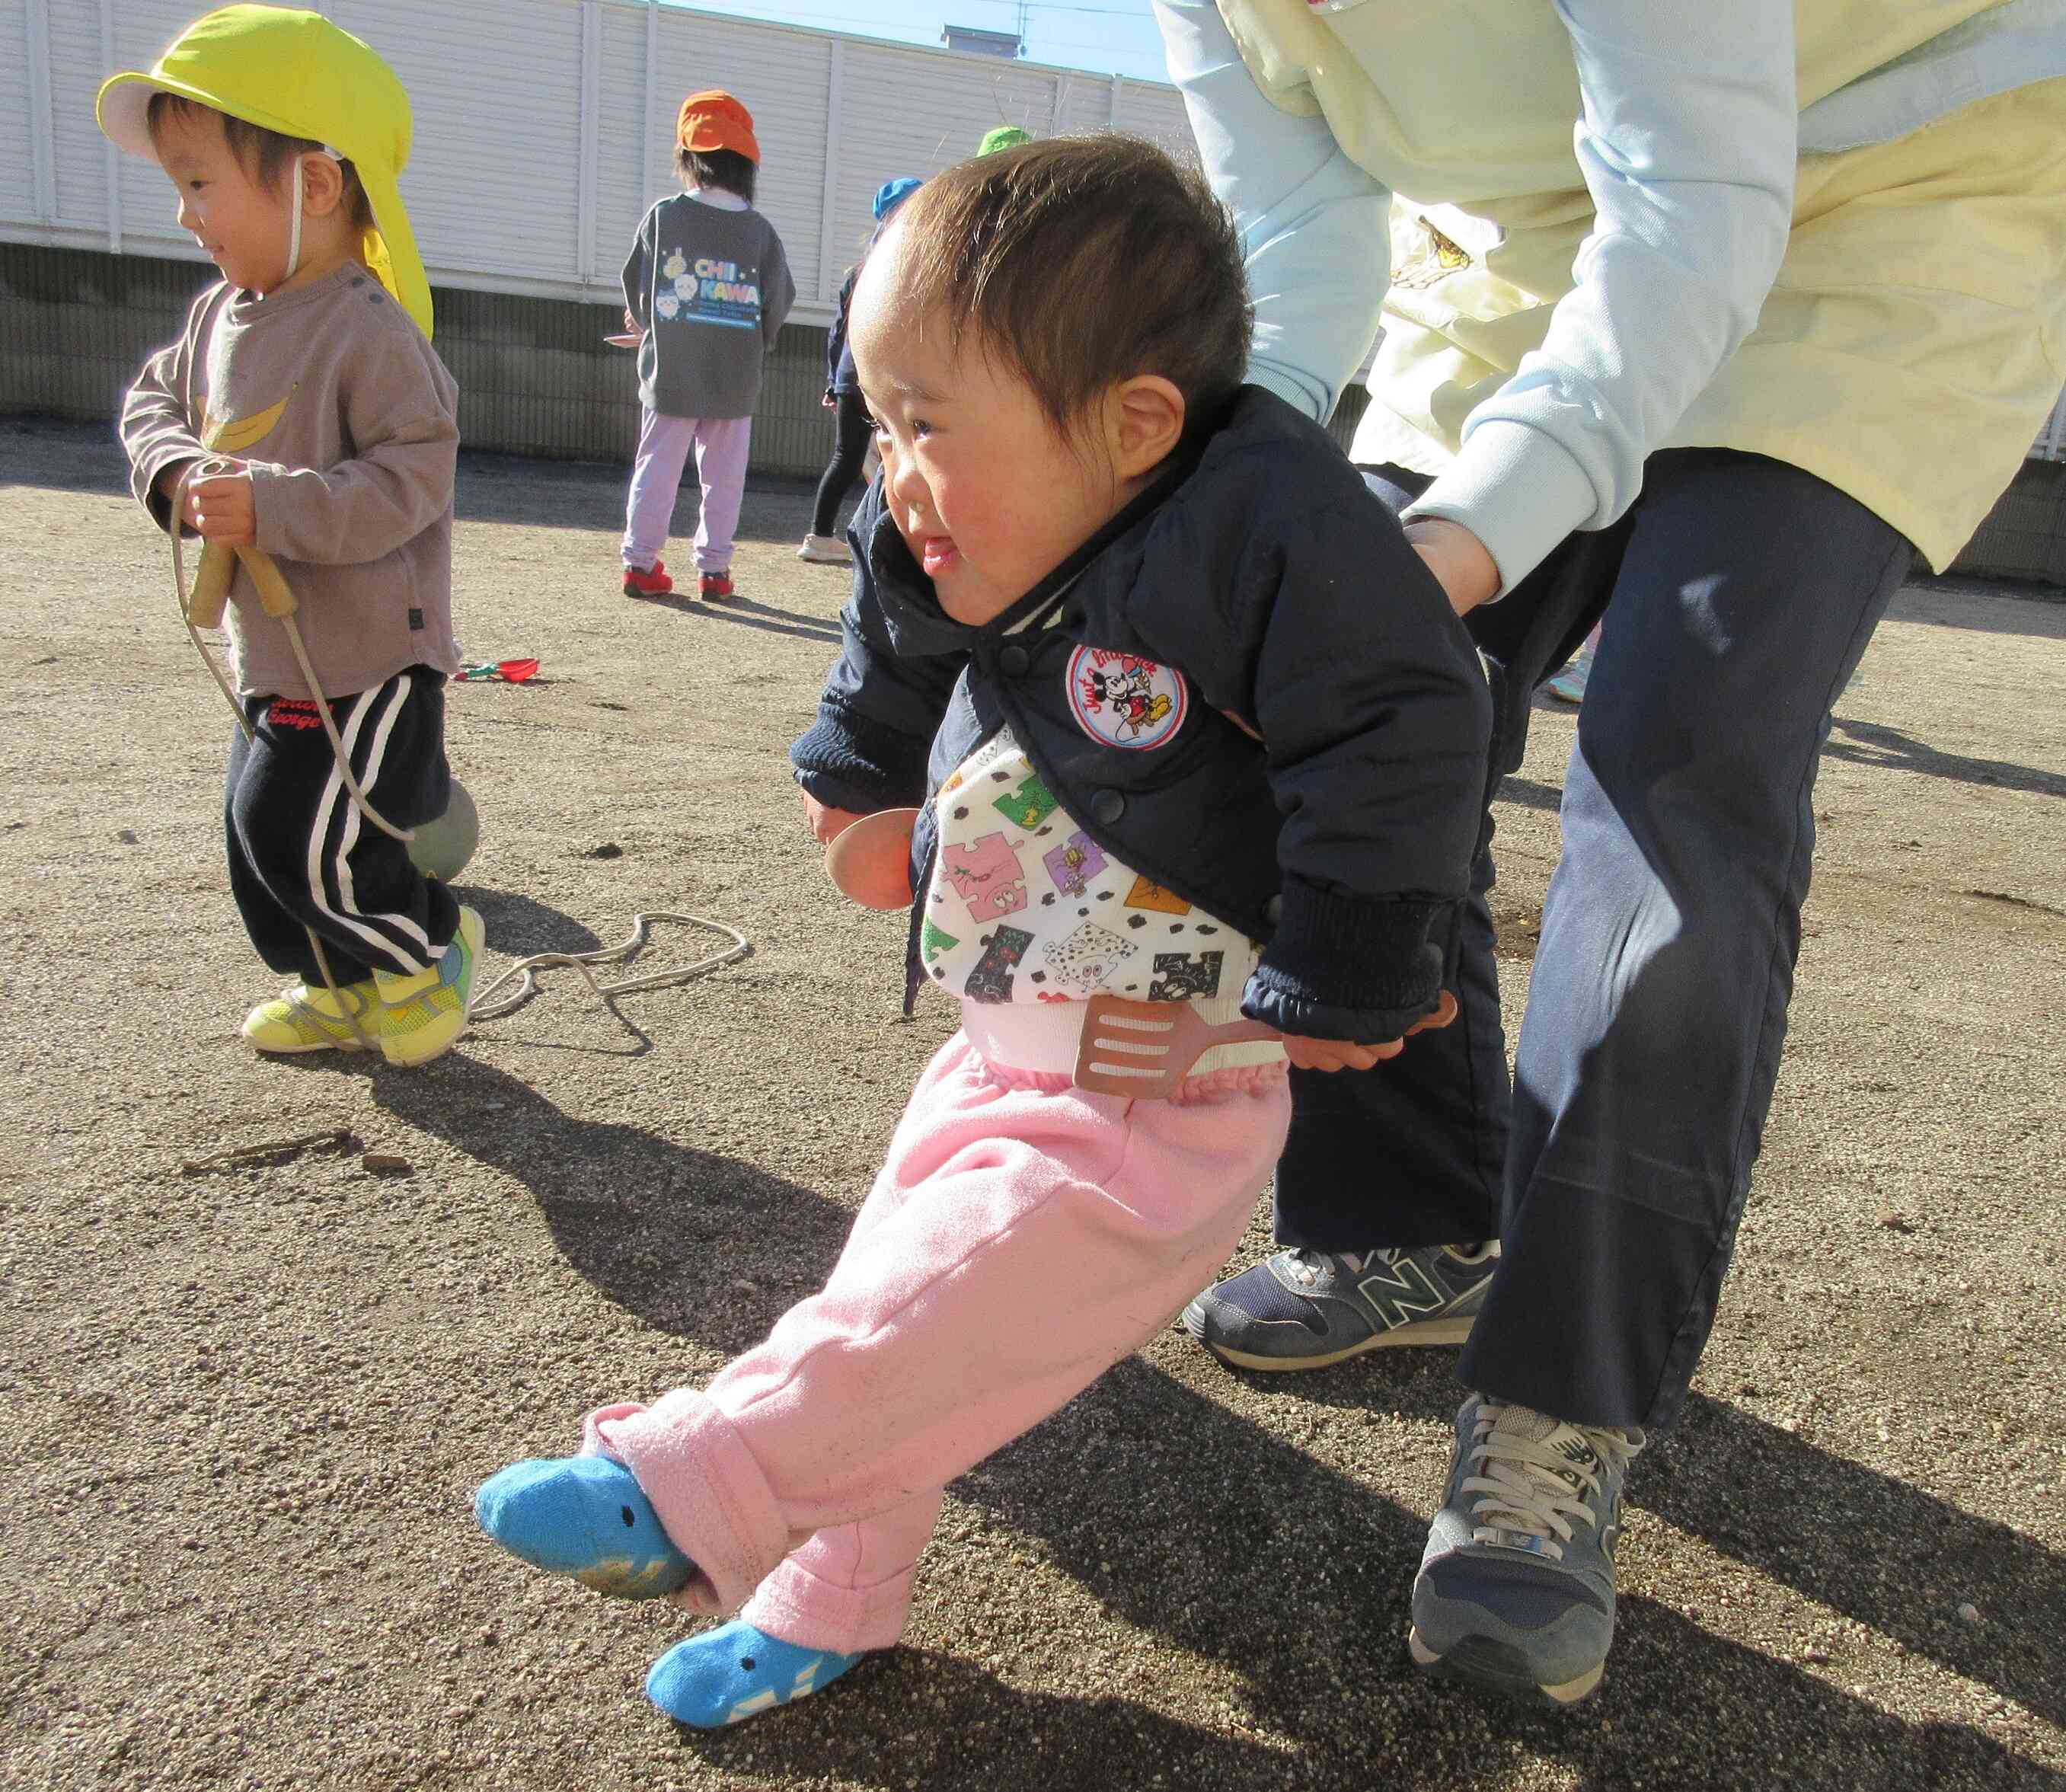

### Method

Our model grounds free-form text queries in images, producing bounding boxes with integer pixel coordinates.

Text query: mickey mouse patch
[1067,647,1187,752]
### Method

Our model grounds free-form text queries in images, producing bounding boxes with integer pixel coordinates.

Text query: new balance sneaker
[1410,1395,1643,1707]
[369,905,484,1067]
[698,570,736,601]
[1542,644,1594,704]
[1180,1242,1499,1369]
[623,558,672,599]
[797,533,851,566]
[241,976,378,1054]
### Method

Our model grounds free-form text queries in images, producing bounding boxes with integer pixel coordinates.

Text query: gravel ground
[2,414,2062,1791]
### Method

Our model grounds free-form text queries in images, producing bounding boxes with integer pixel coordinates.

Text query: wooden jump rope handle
[185,541,299,628]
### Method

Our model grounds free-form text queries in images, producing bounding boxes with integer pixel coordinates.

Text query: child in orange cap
[620,90,796,603]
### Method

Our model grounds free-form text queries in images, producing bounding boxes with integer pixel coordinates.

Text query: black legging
[811,388,874,537]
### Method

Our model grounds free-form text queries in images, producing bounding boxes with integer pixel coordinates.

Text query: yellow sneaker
[372,906,484,1067]
[242,977,380,1053]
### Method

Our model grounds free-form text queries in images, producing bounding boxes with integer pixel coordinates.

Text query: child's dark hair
[679,148,756,203]
[146,91,374,233]
[889,135,1250,441]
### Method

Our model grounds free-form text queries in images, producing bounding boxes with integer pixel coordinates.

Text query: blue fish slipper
[646,1621,864,1727]
[474,1454,694,1599]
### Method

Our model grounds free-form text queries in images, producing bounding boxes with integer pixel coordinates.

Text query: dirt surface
[3,414,2062,1790]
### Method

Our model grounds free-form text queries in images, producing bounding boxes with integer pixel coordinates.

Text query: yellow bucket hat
[97,5,433,339]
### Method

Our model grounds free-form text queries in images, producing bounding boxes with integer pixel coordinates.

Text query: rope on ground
[468,911,752,1021]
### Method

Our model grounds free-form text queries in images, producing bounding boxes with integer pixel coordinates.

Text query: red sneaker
[623,558,672,599]
[699,570,736,602]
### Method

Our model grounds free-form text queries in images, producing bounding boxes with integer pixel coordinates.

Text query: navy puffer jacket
[790,387,1491,1043]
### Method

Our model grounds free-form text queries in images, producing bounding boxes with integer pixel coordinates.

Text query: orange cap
[677,89,759,164]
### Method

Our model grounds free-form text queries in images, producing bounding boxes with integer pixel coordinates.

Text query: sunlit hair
[888,134,1250,442]
[678,147,756,203]
[145,91,373,232]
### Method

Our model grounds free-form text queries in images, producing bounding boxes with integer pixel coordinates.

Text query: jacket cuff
[1242,875,1451,1042]
[1402,418,1598,599]
[789,708,928,812]
[793,765,892,815]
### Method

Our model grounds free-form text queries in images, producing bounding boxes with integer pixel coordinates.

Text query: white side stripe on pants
[305,682,435,975]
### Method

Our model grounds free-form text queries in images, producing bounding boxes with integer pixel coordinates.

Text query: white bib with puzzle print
[919,726,1265,1014]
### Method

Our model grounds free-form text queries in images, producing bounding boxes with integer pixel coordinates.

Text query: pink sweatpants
[583,1032,1291,1653]
[621,409,752,574]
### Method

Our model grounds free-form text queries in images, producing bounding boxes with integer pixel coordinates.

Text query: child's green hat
[977,126,1033,156]
[97,5,433,339]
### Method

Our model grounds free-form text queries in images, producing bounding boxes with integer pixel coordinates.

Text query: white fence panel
[4,0,1198,320]
[110,0,244,257]
[332,0,587,291]
[1113,78,1195,158]
[0,2,38,228]
[649,8,834,308]
[2032,390,2066,462]
[46,0,113,236]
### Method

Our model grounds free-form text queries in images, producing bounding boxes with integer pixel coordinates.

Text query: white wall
[2,0,1196,324]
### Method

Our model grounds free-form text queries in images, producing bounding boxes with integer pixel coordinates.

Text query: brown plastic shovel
[1071,986,1461,1099]
[1071,995,1282,1098]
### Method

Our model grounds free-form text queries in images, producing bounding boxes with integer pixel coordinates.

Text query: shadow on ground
[1825,717,2066,800]
[679,1358,2063,1790]
[350,1046,2066,1787]
[369,1050,854,1358]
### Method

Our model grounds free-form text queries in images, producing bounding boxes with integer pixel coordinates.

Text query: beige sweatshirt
[122,264,461,701]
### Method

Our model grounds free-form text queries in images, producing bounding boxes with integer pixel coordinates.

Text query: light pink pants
[621,409,752,573]
[583,1032,1291,1653]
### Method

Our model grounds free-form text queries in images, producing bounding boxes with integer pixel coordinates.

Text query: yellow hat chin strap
[285,147,345,285]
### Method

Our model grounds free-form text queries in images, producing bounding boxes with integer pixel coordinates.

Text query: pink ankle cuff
[584,1393,792,1616]
[741,1555,916,1655]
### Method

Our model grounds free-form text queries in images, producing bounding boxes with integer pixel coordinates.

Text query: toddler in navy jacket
[475,136,1489,1730]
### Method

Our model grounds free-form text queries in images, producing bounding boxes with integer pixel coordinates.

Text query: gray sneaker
[1180,1243,1499,1370]
[1410,1395,1644,1706]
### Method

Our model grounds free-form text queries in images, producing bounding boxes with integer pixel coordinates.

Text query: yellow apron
[1221,0,2066,568]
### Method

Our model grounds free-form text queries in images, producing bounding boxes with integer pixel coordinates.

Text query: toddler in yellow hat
[98,5,484,1067]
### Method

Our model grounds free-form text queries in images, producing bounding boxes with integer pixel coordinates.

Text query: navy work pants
[1275,449,1912,1430]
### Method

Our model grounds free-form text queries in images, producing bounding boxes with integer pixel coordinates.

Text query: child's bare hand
[1283,1034,1405,1072]
[803,793,867,844]
[1281,990,1460,1072]
[624,308,640,334]
[184,468,257,545]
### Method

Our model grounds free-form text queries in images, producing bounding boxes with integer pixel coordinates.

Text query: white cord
[169,465,413,843]
[468,911,752,1021]
[169,463,255,737]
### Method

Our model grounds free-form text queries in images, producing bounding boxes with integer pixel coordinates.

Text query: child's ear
[1110,375,1186,481]
[299,152,346,219]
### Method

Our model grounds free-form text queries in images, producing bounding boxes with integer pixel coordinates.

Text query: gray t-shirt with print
[623,193,796,420]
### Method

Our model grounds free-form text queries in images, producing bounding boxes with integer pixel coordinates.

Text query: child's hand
[184,468,257,546]
[623,307,640,334]
[1281,990,1460,1072]
[1402,516,1499,616]
[1282,1034,1405,1072]
[803,792,867,843]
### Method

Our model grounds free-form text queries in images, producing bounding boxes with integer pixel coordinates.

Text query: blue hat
[873,177,922,221]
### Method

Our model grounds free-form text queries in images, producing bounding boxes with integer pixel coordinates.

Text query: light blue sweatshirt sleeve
[1410,2,1799,589]
[1152,0,1391,423]
[1154,0,1798,595]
